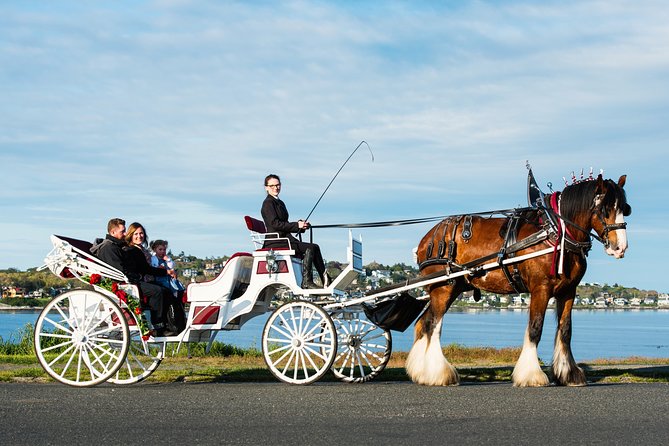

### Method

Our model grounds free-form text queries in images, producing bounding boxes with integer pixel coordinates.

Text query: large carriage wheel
[262,301,337,385]
[108,329,163,385]
[330,311,392,383]
[34,290,130,387]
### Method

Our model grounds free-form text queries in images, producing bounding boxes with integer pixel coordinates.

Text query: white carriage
[35,217,397,386]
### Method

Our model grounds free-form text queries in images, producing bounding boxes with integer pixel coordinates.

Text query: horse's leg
[552,290,587,386]
[512,288,550,387]
[406,285,458,386]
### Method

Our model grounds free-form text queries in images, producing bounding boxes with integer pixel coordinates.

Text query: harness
[418,209,550,292]
[418,207,555,293]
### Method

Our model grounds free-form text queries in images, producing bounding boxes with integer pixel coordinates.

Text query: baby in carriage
[150,239,186,299]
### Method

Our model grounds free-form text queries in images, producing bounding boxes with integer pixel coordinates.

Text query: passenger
[261,174,330,289]
[125,222,157,282]
[150,239,185,299]
[90,218,176,336]
[125,222,185,335]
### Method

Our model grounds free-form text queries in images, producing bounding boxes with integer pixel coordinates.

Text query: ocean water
[4,307,668,361]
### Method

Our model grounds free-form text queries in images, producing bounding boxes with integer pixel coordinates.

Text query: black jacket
[123,245,168,283]
[90,235,126,272]
[261,195,301,248]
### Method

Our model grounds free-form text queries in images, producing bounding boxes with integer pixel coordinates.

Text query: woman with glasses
[261,173,330,289]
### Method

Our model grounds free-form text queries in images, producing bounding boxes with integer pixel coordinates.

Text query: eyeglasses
[266,184,281,188]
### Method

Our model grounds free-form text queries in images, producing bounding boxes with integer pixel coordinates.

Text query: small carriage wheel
[107,328,164,385]
[34,289,130,387]
[262,301,337,385]
[330,311,392,383]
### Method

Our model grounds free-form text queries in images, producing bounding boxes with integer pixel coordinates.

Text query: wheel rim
[108,328,163,385]
[34,290,129,387]
[331,311,392,383]
[262,301,337,385]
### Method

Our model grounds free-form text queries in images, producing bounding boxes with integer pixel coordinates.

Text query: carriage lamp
[266,250,279,275]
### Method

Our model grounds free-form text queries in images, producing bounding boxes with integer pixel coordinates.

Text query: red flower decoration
[142,334,150,341]
[115,289,127,303]
[111,282,118,293]
[89,274,101,284]
[134,307,142,315]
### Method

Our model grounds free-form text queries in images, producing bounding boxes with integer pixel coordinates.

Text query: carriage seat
[244,216,296,256]
[187,252,253,302]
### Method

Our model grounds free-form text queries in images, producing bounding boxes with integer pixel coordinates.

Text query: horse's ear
[618,175,627,188]
[595,174,605,194]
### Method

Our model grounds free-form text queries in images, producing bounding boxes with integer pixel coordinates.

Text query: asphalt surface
[1,381,668,445]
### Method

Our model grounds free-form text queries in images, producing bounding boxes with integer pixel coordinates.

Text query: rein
[310,208,521,229]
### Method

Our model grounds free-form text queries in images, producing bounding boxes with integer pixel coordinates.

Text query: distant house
[629,297,642,306]
[613,297,627,306]
[595,296,607,308]
[370,270,392,287]
[643,297,656,306]
[371,270,391,280]
[1,286,25,299]
[510,295,525,306]
[658,294,669,307]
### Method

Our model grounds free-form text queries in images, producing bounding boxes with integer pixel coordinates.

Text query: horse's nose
[607,245,626,259]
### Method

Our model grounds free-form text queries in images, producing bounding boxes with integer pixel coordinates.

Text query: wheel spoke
[41,316,74,336]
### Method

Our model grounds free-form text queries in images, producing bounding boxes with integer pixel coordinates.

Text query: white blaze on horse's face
[607,201,628,259]
[595,194,628,259]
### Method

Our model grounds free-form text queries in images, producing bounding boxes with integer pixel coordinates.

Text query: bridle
[544,192,627,252]
[592,206,627,250]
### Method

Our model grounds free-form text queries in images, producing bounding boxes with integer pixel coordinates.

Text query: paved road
[1,381,668,445]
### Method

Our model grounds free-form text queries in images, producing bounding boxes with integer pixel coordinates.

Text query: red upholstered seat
[244,216,266,233]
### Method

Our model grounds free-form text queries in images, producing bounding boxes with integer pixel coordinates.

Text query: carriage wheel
[108,329,163,385]
[262,301,337,385]
[34,290,130,387]
[330,311,392,383]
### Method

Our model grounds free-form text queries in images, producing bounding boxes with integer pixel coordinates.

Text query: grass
[2,323,668,384]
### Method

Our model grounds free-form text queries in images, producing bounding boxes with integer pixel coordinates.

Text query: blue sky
[1,0,667,292]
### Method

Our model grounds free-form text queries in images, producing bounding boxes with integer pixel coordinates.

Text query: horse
[408,173,631,387]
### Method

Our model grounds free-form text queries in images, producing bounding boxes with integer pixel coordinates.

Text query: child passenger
[150,239,186,299]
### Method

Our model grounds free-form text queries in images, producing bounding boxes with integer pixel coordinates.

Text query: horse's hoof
[512,370,550,387]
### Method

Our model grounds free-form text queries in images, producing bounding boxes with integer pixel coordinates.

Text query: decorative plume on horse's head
[563,167,602,186]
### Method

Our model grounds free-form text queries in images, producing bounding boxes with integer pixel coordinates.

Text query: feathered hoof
[406,354,460,386]
[408,364,460,386]
[512,368,550,387]
[553,366,587,387]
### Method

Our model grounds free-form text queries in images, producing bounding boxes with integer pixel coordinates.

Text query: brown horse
[408,174,631,387]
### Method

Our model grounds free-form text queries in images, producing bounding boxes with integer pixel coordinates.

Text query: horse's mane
[560,178,629,221]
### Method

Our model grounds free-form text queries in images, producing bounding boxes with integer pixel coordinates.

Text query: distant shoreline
[0,304,41,312]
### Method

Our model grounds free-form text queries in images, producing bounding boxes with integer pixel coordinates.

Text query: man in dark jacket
[91,218,177,336]
[261,174,329,289]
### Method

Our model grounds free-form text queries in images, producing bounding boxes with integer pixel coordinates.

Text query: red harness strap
[549,192,562,276]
